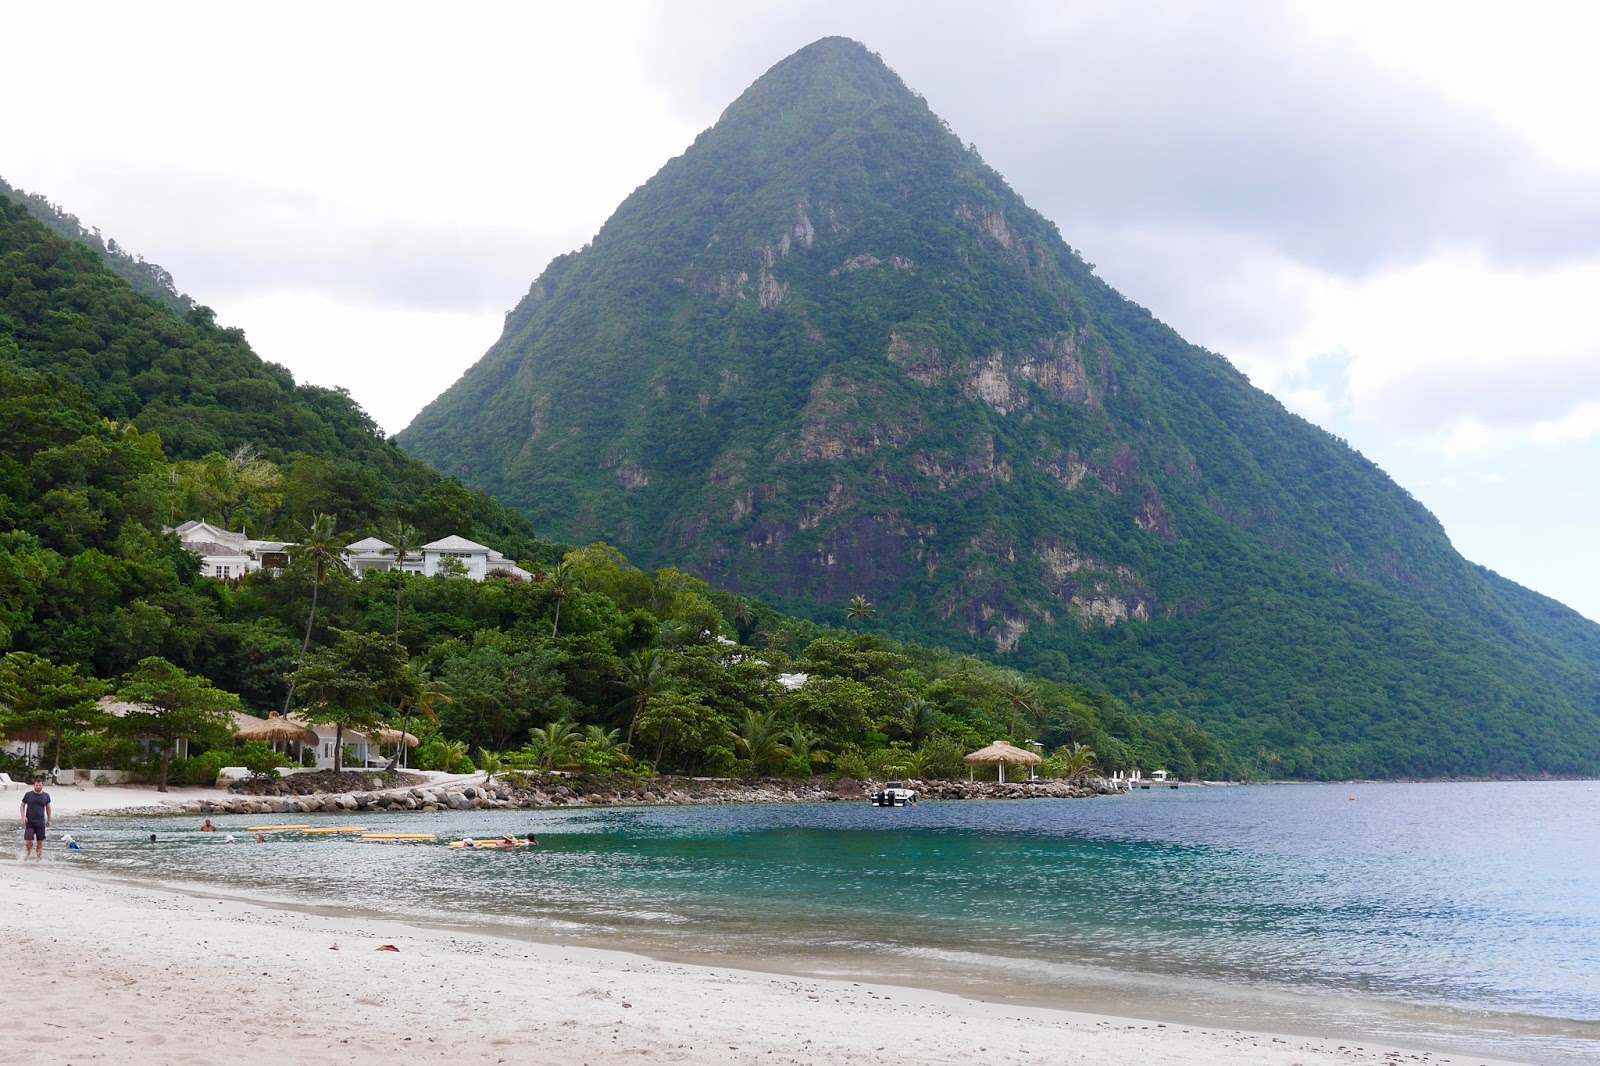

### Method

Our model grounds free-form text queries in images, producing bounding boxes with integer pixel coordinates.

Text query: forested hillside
[0,188,1227,782]
[399,37,1600,778]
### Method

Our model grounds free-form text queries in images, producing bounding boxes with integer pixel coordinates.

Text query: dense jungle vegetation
[0,190,1230,784]
[400,37,1600,779]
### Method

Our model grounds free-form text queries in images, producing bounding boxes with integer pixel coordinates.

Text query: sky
[3,1,1596,621]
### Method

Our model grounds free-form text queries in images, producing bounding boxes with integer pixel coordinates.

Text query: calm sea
[52,781,1600,1064]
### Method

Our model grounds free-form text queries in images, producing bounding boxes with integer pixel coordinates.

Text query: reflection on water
[46,781,1600,1065]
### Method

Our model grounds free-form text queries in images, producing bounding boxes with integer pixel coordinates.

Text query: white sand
[0,862,1530,1066]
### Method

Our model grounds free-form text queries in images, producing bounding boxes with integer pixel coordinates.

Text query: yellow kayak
[360,833,435,842]
[246,825,310,833]
[302,827,368,835]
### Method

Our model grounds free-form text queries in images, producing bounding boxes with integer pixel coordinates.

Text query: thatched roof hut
[233,712,318,747]
[375,728,419,749]
[963,739,1043,783]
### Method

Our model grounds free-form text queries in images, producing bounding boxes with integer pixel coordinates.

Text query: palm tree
[479,749,503,787]
[379,520,427,637]
[734,710,792,775]
[998,672,1037,740]
[786,722,830,774]
[582,724,628,759]
[281,513,341,715]
[845,594,875,628]
[525,719,582,771]
[395,666,450,770]
[434,738,469,774]
[1054,742,1099,782]
[546,559,577,637]
[899,695,941,745]
[616,648,670,750]
[732,597,755,643]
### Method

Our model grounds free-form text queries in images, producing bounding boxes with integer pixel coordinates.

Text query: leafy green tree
[439,642,572,750]
[114,656,241,791]
[0,652,109,777]
[636,692,728,771]
[292,629,409,771]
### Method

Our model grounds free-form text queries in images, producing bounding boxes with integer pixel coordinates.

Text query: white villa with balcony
[168,520,291,580]
[342,534,533,582]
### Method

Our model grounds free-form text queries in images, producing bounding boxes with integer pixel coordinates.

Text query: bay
[58,780,1600,1064]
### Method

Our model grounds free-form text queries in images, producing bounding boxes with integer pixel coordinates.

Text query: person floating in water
[148,833,157,844]
[526,833,539,846]
[200,818,217,832]
[62,833,81,851]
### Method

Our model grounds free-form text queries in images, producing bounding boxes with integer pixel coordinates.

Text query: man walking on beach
[20,779,50,861]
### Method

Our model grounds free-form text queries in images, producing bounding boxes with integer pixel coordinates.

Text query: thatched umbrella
[963,739,1043,784]
[234,712,318,750]
[375,728,418,749]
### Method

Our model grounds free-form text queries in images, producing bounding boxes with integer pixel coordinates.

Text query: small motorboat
[870,782,917,807]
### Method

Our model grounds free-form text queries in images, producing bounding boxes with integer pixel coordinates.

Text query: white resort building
[167,520,291,580]
[170,520,532,584]
[341,534,533,582]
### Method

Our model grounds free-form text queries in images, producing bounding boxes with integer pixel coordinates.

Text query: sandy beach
[0,858,1531,1066]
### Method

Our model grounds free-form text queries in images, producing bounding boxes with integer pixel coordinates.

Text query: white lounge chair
[0,773,19,790]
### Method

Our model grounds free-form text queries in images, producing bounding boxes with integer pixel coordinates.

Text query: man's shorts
[23,822,45,842]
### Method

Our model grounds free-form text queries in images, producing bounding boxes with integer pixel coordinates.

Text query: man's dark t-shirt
[21,791,49,825]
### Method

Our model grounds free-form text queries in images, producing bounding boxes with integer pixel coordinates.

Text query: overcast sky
[4,1,1596,621]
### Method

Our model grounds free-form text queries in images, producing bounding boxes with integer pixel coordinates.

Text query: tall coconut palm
[846,594,875,628]
[281,512,341,715]
[546,559,577,637]
[616,647,670,750]
[998,672,1037,739]
[732,597,756,643]
[379,520,426,637]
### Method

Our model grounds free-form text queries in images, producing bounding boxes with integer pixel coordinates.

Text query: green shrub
[702,745,737,777]
[177,749,230,787]
[779,755,813,779]
[239,741,291,780]
[832,748,869,780]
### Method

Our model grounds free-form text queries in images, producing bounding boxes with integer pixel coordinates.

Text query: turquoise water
[50,781,1600,1063]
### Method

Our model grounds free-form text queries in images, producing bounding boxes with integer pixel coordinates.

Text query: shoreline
[0,861,1538,1066]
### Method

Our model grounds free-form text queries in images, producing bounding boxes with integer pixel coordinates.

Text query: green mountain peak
[399,39,1600,777]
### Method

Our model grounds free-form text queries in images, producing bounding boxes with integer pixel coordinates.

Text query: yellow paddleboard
[449,839,530,849]
[246,825,310,833]
[360,833,435,842]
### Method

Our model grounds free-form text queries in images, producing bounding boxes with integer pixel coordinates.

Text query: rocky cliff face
[399,38,1600,777]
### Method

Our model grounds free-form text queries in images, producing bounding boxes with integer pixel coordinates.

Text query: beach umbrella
[234,712,318,747]
[962,739,1042,784]
[375,728,419,749]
